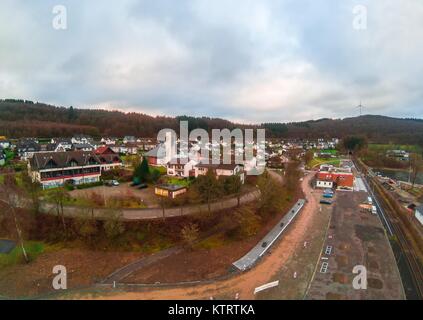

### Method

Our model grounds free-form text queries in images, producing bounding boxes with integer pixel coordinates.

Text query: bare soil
[0,248,143,298]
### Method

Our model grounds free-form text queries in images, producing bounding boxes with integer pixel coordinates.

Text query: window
[45,159,57,169]
[69,159,78,167]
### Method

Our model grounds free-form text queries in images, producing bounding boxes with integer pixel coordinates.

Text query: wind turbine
[357,101,364,116]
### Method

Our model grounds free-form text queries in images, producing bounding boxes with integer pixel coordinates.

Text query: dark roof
[73,143,94,149]
[155,184,187,191]
[30,151,100,170]
[144,145,166,158]
[195,162,241,170]
[97,154,122,164]
[17,140,41,151]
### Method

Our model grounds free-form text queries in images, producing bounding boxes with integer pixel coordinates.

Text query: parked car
[105,180,119,187]
[320,199,333,205]
[138,183,148,189]
[323,193,334,199]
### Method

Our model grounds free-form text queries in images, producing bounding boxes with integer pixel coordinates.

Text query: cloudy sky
[1,0,423,123]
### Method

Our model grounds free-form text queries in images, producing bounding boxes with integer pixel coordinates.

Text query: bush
[76,181,103,189]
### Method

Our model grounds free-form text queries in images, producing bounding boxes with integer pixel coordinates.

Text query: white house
[71,135,92,145]
[0,140,10,149]
[167,158,198,178]
[194,163,245,183]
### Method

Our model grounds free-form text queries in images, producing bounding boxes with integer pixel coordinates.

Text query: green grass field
[308,158,341,169]
[165,177,192,187]
[320,149,338,155]
[0,241,46,267]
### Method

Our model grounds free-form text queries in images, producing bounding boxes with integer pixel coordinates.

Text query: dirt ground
[64,172,322,300]
[0,248,144,298]
[256,191,331,300]
[70,182,159,208]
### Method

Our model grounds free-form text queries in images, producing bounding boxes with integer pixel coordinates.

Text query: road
[34,189,260,220]
[66,172,321,300]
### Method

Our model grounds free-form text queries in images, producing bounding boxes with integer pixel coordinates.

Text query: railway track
[371,182,423,299]
[354,159,423,300]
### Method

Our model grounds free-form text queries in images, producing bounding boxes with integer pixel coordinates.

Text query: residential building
[0,139,10,149]
[17,139,41,160]
[316,170,354,189]
[386,150,410,161]
[50,138,73,150]
[155,184,187,199]
[29,151,102,189]
[144,144,169,166]
[95,146,123,171]
[100,137,117,145]
[0,151,5,166]
[194,162,245,183]
[123,136,136,144]
[124,142,139,155]
[71,135,93,145]
[167,158,198,178]
[72,143,95,152]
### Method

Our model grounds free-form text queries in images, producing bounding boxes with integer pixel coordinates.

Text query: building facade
[29,151,102,189]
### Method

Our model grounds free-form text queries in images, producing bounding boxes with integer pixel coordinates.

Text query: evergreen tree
[133,157,150,183]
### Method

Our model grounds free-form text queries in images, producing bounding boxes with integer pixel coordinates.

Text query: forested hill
[0,99,422,146]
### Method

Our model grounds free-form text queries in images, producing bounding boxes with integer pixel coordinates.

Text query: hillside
[1,99,422,146]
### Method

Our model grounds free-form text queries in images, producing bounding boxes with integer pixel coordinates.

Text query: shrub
[76,181,103,189]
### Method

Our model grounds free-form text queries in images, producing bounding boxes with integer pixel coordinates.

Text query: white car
[112,180,120,186]
[371,206,377,215]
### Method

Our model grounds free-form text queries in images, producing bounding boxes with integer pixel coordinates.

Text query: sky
[1,0,423,123]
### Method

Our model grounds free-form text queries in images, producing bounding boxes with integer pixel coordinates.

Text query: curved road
[69,172,320,300]
[40,189,261,220]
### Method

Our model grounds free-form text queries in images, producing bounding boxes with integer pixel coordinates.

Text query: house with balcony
[166,158,198,178]
[29,151,102,189]
[95,146,123,171]
[194,162,245,183]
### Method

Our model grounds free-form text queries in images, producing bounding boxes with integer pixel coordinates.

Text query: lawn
[165,177,192,187]
[0,241,47,268]
[320,149,338,155]
[308,157,341,169]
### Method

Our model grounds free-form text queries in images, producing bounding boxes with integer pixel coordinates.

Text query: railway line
[354,159,423,300]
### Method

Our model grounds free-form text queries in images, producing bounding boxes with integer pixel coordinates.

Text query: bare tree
[0,175,29,263]
[180,223,200,249]
[47,187,70,233]
[409,153,423,187]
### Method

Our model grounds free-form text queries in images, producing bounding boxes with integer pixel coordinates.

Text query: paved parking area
[306,191,404,300]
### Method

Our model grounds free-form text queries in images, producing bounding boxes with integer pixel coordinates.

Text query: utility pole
[357,101,364,116]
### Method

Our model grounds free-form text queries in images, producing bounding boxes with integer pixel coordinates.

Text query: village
[1,131,422,300]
